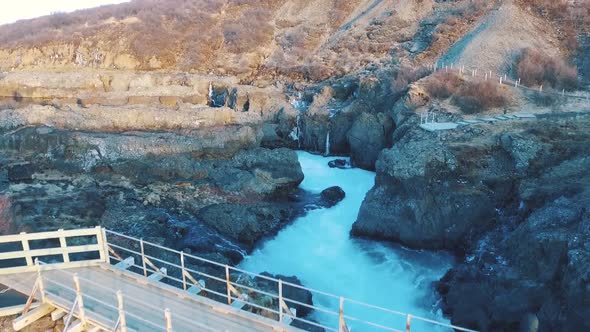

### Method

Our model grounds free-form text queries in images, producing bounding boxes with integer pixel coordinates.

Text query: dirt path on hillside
[438,0,562,75]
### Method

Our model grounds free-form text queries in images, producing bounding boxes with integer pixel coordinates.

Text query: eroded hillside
[0,0,498,81]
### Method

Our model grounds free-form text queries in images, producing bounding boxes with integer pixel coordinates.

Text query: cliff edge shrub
[452,80,509,114]
[424,72,463,99]
[424,72,509,114]
[516,48,579,90]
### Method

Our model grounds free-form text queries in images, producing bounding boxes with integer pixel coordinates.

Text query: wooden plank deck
[0,264,302,332]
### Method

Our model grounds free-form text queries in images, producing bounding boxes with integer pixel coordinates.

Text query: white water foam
[240,152,454,332]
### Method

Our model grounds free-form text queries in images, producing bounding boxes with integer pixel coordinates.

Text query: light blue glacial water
[240,152,454,332]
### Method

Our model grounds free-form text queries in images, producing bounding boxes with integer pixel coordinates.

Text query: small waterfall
[324,131,330,156]
[296,114,302,148]
[208,82,213,106]
[289,114,303,147]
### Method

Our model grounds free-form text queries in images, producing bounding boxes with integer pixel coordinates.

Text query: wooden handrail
[0,244,101,260]
[0,227,102,244]
[20,232,33,266]
[108,246,123,262]
[0,226,108,275]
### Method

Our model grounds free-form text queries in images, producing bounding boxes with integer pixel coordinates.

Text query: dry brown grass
[518,0,590,49]
[391,65,431,97]
[419,0,492,63]
[516,48,579,90]
[424,72,464,99]
[452,80,509,114]
[424,72,509,114]
[0,0,283,70]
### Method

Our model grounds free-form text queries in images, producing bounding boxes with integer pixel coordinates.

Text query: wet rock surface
[0,123,305,264]
[320,186,346,207]
[354,112,590,331]
[327,159,348,169]
[297,71,401,169]
[196,203,299,251]
[347,112,394,170]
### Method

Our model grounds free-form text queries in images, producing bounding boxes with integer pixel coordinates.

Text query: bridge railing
[0,227,108,275]
[36,260,219,332]
[104,229,478,332]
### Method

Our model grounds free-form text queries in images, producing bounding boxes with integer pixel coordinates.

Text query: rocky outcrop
[196,203,299,250]
[229,148,304,196]
[297,72,401,169]
[0,119,305,263]
[352,127,498,251]
[347,112,394,170]
[438,192,590,332]
[354,112,590,331]
[320,186,346,207]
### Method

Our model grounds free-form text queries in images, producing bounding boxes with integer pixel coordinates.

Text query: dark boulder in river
[320,186,346,207]
[328,159,348,169]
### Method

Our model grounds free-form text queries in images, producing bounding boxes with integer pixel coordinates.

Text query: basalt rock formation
[353,111,590,330]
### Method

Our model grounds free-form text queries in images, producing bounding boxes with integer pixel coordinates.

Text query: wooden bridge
[0,227,478,332]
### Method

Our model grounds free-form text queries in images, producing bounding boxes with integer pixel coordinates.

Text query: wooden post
[500,76,503,85]
[140,239,147,277]
[34,259,46,303]
[338,297,345,332]
[117,291,127,332]
[22,279,39,314]
[73,273,86,328]
[539,85,543,92]
[100,227,110,264]
[225,265,232,305]
[20,232,33,266]
[278,279,283,322]
[165,308,172,332]
[180,251,187,291]
[58,229,70,263]
[406,314,412,332]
